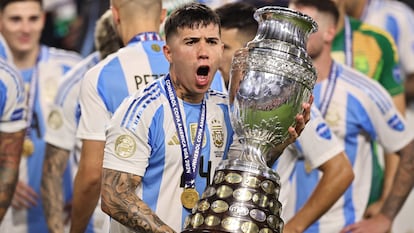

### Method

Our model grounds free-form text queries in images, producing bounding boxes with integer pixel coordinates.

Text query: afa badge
[151,44,161,52]
[47,110,63,130]
[115,135,136,158]
[211,119,224,148]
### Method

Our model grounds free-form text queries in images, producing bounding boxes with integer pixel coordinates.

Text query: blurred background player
[288,0,413,232]
[0,0,82,232]
[70,1,169,232]
[330,0,405,220]
[0,59,26,222]
[41,10,122,233]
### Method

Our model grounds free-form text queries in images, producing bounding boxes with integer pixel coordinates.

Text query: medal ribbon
[25,66,39,138]
[127,32,162,44]
[164,75,206,189]
[344,16,353,67]
[320,61,338,117]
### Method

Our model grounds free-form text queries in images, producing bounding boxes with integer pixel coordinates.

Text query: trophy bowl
[182,6,317,233]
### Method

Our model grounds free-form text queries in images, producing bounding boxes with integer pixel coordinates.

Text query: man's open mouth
[197,66,210,76]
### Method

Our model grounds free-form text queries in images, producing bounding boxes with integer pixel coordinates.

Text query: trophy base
[182,159,283,233]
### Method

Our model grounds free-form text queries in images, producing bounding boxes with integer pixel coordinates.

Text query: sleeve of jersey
[103,96,152,177]
[363,79,414,153]
[375,30,404,96]
[76,65,110,141]
[44,103,76,151]
[0,72,26,133]
[296,106,344,170]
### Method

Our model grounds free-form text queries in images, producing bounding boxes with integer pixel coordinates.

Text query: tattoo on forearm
[382,141,414,219]
[0,130,24,220]
[41,143,70,233]
[102,169,175,233]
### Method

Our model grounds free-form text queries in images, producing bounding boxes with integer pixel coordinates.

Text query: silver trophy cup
[182,6,317,233]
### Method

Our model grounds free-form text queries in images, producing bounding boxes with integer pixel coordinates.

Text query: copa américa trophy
[182,6,317,233]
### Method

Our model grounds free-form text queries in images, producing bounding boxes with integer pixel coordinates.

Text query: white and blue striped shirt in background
[0,58,26,133]
[0,41,82,233]
[289,61,413,233]
[45,52,109,233]
[76,32,169,142]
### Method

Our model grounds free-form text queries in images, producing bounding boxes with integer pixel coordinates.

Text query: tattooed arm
[0,129,24,222]
[101,168,175,233]
[41,143,70,233]
[380,140,414,220]
[340,139,414,233]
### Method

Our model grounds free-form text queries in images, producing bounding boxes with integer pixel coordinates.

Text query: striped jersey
[361,0,414,78]
[0,44,82,233]
[0,58,26,133]
[272,105,344,222]
[332,16,403,96]
[290,61,413,233]
[76,32,169,141]
[332,15,404,206]
[103,76,242,232]
[44,52,109,233]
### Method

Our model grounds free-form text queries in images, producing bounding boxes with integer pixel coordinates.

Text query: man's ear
[163,44,172,63]
[111,6,121,25]
[324,24,337,43]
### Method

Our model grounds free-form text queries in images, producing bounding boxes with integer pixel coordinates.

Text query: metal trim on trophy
[182,6,317,233]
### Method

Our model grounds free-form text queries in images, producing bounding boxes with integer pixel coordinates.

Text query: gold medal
[22,138,34,157]
[181,188,199,209]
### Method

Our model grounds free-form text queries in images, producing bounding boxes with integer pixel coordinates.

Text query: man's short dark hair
[290,0,340,25]
[215,2,258,40]
[0,0,43,11]
[164,2,220,42]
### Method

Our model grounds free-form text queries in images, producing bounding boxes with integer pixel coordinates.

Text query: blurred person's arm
[284,152,354,233]
[41,143,70,233]
[364,152,399,218]
[365,93,405,217]
[69,139,105,233]
[0,129,24,221]
[340,139,414,233]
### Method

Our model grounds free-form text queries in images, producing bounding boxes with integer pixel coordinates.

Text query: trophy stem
[240,142,269,167]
